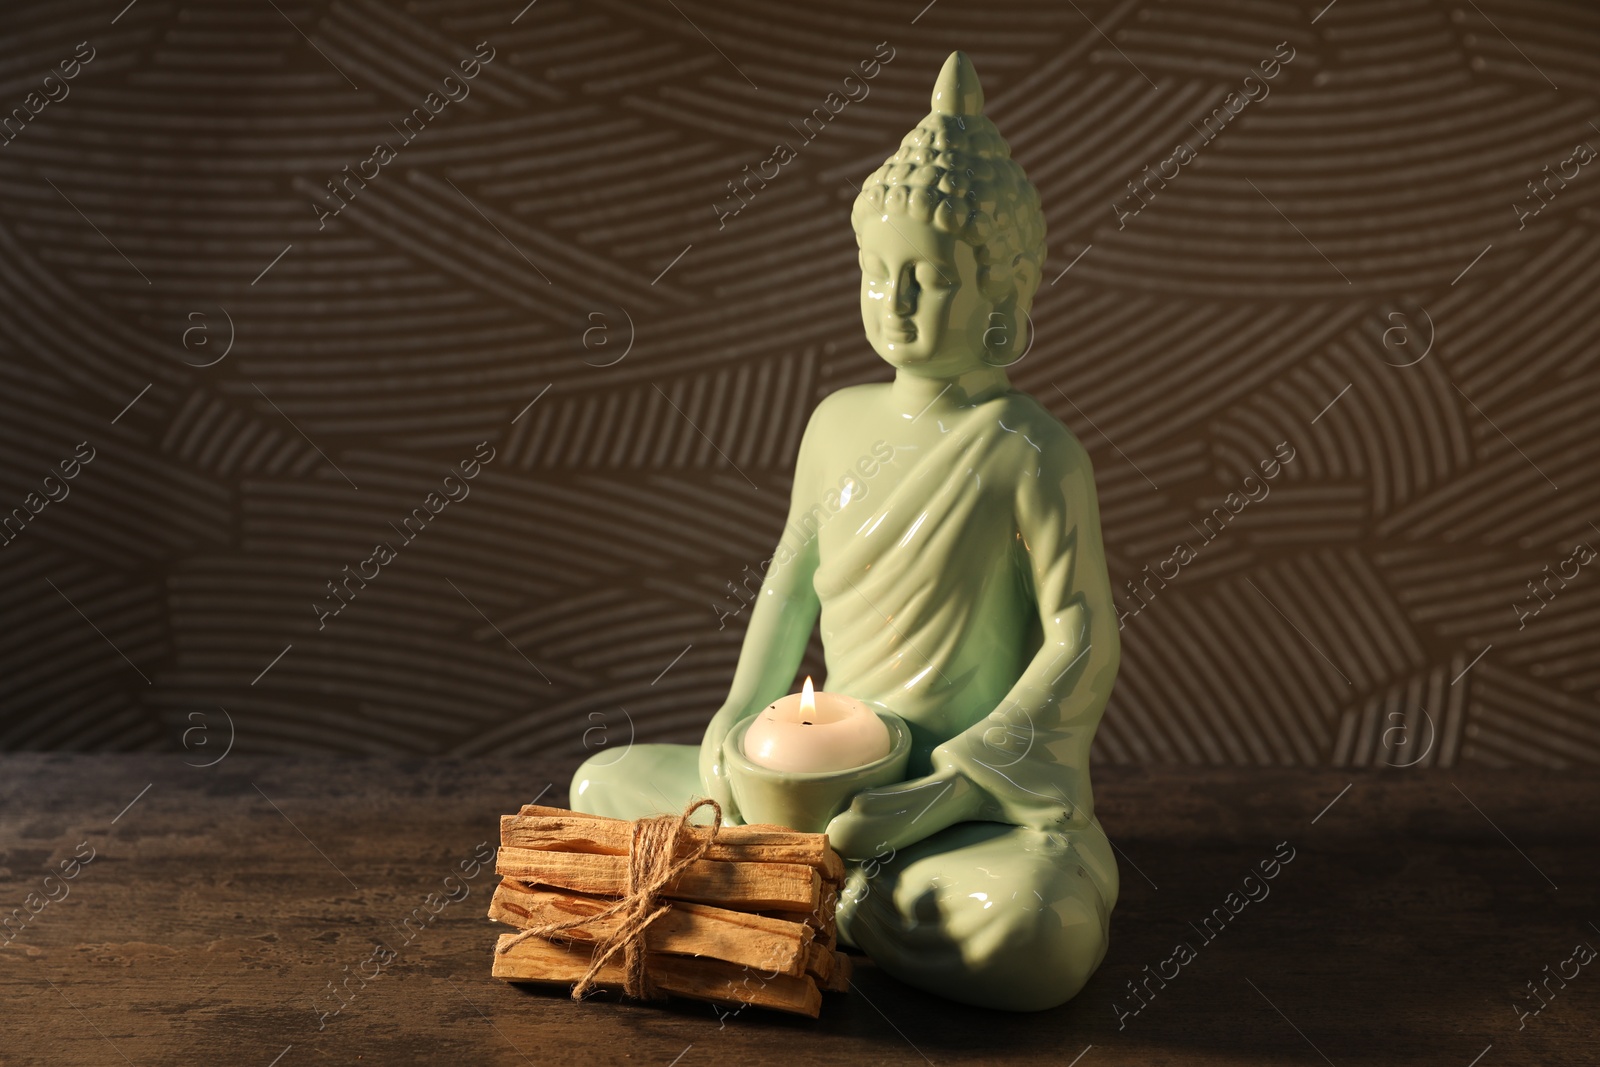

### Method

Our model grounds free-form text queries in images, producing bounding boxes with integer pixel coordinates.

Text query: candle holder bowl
[723,702,911,835]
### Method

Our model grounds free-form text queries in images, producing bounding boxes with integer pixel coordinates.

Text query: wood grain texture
[495,843,821,910]
[502,807,846,880]
[487,878,816,977]
[491,931,824,1017]
[0,755,1595,1065]
[0,1,1596,768]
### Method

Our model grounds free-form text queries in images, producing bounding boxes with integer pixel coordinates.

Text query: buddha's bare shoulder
[809,382,891,418]
[987,390,1093,470]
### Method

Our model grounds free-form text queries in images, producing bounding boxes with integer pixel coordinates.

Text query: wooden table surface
[1,756,1594,1066]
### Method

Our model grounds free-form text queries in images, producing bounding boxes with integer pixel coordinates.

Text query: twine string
[494,797,723,1001]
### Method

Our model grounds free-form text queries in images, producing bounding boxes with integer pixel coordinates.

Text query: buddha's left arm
[826,436,1119,857]
[940,438,1120,828]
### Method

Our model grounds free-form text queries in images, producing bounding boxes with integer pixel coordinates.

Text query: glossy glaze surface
[573,51,1121,1011]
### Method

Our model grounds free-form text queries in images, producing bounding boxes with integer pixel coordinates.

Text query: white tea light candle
[742,676,893,773]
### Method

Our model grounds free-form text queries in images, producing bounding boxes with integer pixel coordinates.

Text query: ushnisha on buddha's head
[852,51,1046,378]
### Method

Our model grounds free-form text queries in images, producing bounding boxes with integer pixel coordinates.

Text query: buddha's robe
[573,391,1121,1010]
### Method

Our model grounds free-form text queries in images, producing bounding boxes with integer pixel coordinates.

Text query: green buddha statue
[571,51,1120,1012]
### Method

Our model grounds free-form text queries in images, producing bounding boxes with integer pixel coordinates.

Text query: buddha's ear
[1010,250,1042,302]
[988,284,1023,349]
[978,252,1017,302]
[994,252,1040,317]
[984,252,1038,308]
[990,283,1020,323]
[982,285,1030,367]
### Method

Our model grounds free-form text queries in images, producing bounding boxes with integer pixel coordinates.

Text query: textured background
[0,0,1596,767]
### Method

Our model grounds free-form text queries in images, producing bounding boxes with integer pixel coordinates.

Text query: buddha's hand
[824,764,986,859]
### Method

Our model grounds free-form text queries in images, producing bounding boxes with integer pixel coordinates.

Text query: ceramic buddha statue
[571,51,1121,1012]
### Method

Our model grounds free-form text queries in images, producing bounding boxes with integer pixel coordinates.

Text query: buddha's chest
[808,430,1018,567]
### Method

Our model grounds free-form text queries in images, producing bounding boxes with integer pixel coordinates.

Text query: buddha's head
[851,52,1046,378]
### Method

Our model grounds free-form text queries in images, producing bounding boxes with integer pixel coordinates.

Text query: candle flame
[800,675,816,717]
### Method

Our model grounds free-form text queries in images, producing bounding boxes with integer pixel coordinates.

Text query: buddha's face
[857,213,998,377]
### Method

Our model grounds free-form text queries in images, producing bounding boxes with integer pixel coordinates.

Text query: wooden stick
[493,932,822,1018]
[804,940,834,983]
[823,950,852,994]
[488,878,812,977]
[510,806,845,883]
[496,845,820,912]
[768,879,840,948]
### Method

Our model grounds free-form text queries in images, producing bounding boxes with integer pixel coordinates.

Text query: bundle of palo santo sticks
[488,800,851,1018]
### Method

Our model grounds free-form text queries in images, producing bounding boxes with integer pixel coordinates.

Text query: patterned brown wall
[1,0,1596,767]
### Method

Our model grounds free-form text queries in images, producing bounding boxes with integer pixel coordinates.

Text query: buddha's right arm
[697,551,822,816]
[697,404,828,815]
